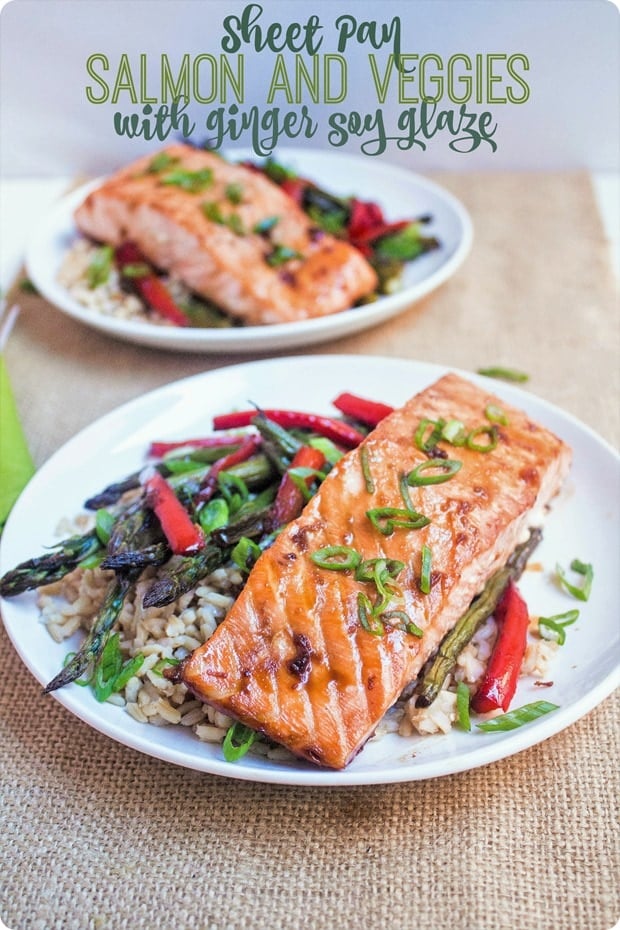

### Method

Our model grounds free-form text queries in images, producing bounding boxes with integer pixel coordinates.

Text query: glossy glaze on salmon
[74,144,378,324]
[180,374,571,769]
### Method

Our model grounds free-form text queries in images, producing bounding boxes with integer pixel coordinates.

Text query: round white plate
[1,356,618,785]
[25,149,472,353]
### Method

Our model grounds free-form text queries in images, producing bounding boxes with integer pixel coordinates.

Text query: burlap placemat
[1,172,618,930]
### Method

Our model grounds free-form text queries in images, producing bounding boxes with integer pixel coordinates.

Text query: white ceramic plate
[25,149,472,353]
[1,356,618,785]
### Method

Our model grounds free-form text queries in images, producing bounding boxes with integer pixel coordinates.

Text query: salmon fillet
[180,374,571,768]
[74,144,378,324]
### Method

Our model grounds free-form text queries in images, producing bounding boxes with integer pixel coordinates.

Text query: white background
[0,0,618,176]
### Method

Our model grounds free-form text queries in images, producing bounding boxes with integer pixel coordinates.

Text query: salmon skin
[180,374,571,769]
[74,144,378,325]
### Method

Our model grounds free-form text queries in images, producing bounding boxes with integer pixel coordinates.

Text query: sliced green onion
[310,546,361,572]
[381,610,423,637]
[477,366,529,383]
[120,262,151,279]
[93,632,124,702]
[161,167,213,192]
[112,654,145,692]
[399,473,417,512]
[151,656,181,676]
[357,591,384,636]
[202,201,224,223]
[538,609,579,643]
[476,700,559,731]
[485,404,509,426]
[198,497,229,535]
[414,417,446,453]
[253,216,280,234]
[456,681,471,731]
[95,508,115,545]
[287,466,325,502]
[86,244,114,289]
[266,245,303,267]
[355,557,404,583]
[441,419,467,445]
[222,722,257,762]
[225,213,245,236]
[308,436,343,465]
[367,507,430,535]
[231,536,262,574]
[407,458,462,486]
[466,425,499,452]
[360,447,375,494]
[225,182,244,204]
[147,152,179,173]
[217,472,250,514]
[419,544,433,594]
[556,560,593,602]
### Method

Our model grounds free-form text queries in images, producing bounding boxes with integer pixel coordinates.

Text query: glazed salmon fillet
[181,374,571,768]
[74,144,378,324]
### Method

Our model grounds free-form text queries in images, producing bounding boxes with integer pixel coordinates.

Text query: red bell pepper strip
[347,198,385,239]
[271,445,327,528]
[331,392,394,428]
[148,434,247,458]
[144,471,204,555]
[212,409,365,448]
[115,242,190,327]
[350,220,410,245]
[471,580,530,714]
[197,434,262,503]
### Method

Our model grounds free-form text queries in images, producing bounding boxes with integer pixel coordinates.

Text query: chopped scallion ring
[484,404,509,426]
[222,723,257,762]
[407,458,462,486]
[366,507,430,536]
[310,546,361,572]
[357,591,384,636]
[441,419,467,445]
[556,559,594,602]
[360,446,375,494]
[414,417,446,453]
[466,425,499,453]
[538,609,580,645]
[381,610,423,637]
[419,545,433,594]
[477,366,529,383]
[456,681,471,731]
[476,700,559,732]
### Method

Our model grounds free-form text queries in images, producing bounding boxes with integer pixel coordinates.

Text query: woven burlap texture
[1,172,618,930]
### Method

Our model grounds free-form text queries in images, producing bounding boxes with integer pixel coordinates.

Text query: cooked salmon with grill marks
[74,144,378,325]
[180,374,571,769]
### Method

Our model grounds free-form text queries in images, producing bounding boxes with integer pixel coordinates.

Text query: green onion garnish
[217,472,249,514]
[94,508,115,545]
[231,536,261,574]
[477,366,529,383]
[485,404,509,426]
[202,201,224,224]
[538,609,580,646]
[92,632,144,703]
[355,557,403,583]
[381,610,423,637]
[414,417,446,453]
[287,466,324,502]
[556,559,594,602]
[360,447,375,494]
[476,700,559,731]
[407,458,462,486]
[120,262,151,279]
[222,723,257,762]
[441,419,467,445]
[253,216,280,235]
[366,507,430,536]
[266,245,303,267]
[419,545,433,594]
[225,182,244,204]
[226,213,245,236]
[151,656,181,676]
[161,167,213,192]
[308,436,343,465]
[86,244,114,289]
[198,497,229,535]
[147,152,179,173]
[357,591,384,636]
[466,425,499,453]
[310,546,361,572]
[78,552,105,571]
[456,681,471,731]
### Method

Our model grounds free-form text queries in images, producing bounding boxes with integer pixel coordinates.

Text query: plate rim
[24,148,473,353]
[1,354,619,786]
